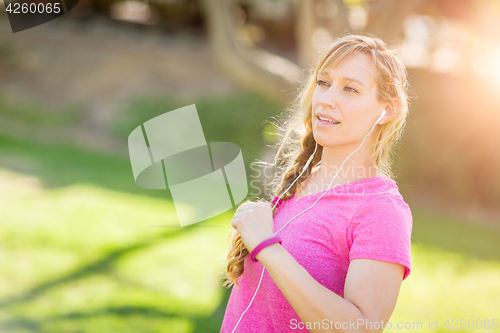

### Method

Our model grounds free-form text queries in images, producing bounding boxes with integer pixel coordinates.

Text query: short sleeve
[348,194,413,281]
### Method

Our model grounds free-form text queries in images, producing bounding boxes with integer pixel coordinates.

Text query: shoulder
[347,191,413,280]
[356,192,411,215]
[349,191,413,233]
[351,176,412,218]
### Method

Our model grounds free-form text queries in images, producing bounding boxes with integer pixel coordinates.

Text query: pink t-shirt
[220,176,413,333]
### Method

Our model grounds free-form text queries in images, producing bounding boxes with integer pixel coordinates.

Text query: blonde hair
[222,33,410,289]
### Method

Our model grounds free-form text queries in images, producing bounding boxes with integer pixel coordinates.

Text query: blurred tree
[364,0,428,43]
[201,0,303,104]
[199,0,433,103]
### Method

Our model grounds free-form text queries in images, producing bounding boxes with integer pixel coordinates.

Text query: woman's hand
[231,201,275,253]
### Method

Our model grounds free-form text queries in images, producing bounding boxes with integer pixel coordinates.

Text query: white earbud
[377,109,386,125]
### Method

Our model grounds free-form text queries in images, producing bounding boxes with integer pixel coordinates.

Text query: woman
[220,34,412,333]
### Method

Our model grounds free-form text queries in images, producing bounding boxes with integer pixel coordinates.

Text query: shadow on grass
[0,301,232,333]
[0,220,232,332]
[0,224,194,308]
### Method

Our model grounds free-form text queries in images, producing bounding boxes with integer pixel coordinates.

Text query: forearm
[257,244,368,333]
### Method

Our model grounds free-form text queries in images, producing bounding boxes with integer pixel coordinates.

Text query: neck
[314,144,382,187]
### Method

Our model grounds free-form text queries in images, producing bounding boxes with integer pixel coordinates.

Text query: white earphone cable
[230,110,385,332]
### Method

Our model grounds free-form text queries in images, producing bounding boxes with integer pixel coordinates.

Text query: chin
[313,131,334,144]
[313,137,336,148]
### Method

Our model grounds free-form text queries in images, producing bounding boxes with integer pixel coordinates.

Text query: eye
[344,86,358,93]
[316,80,329,86]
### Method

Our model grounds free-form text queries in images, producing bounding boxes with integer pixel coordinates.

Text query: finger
[235,201,254,213]
[233,209,252,221]
[234,205,246,215]
[230,216,239,228]
[231,214,247,228]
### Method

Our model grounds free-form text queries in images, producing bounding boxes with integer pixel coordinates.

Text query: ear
[380,98,401,124]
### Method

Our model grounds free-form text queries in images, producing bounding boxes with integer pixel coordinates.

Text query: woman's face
[311,52,386,149]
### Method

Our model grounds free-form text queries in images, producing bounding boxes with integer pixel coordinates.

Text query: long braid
[222,133,320,289]
[272,133,321,204]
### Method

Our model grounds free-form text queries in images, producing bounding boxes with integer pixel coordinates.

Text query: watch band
[250,236,282,262]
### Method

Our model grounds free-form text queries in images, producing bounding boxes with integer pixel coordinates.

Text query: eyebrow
[317,70,366,88]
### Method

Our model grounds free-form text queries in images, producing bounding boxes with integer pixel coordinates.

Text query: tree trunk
[201,0,303,104]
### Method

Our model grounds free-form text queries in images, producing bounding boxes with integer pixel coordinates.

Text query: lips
[316,112,340,125]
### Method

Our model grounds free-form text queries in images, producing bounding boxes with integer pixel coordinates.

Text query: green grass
[390,211,500,332]
[0,95,84,128]
[0,92,499,332]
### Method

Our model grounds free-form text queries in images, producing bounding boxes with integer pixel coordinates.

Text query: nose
[317,86,337,110]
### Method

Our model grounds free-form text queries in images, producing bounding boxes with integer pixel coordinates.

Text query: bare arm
[230,201,407,332]
[257,244,405,333]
